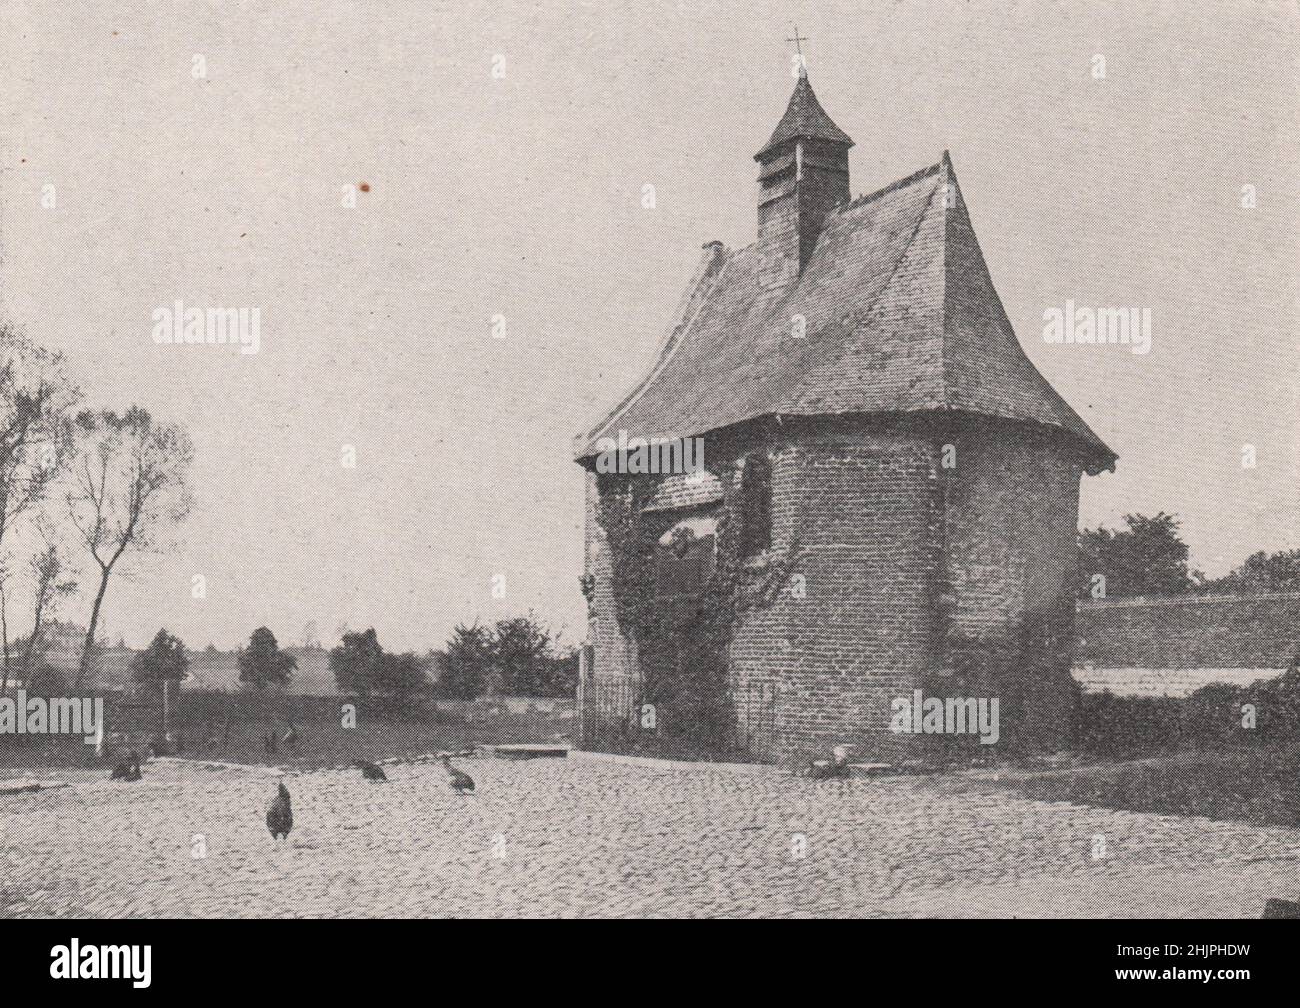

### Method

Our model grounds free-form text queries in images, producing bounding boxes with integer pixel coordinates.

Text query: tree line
[125,613,578,701]
[1078,511,1300,599]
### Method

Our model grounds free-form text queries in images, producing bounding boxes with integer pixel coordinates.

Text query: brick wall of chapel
[731,426,943,761]
[941,421,1085,749]
[582,419,1087,760]
[581,470,639,724]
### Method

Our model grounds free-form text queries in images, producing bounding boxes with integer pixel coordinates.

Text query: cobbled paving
[2,756,1297,917]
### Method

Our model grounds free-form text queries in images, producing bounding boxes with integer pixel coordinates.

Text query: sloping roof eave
[575,406,1116,477]
[573,154,1118,475]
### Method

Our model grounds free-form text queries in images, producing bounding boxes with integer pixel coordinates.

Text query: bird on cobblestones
[806,744,854,780]
[282,723,300,750]
[441,754,475,794]
[354,760,387,782]
[110,751,141,782]
[266,782,293,840]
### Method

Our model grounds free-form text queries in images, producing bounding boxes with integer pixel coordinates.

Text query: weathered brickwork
[941,420,1085,748]
[581,416,1091,760]
[719,427,938,759]
[580,470,638,732]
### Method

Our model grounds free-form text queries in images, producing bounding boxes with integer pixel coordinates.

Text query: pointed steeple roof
[755,73,854,161]
[576,152,1117,475]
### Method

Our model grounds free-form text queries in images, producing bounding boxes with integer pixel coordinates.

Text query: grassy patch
[0,691,571,773]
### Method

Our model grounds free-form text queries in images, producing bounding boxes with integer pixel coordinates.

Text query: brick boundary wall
[1075,592,1300,669]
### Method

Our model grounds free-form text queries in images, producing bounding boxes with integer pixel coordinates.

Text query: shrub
[1073,667,1300,757]
[1072,692,1184,756]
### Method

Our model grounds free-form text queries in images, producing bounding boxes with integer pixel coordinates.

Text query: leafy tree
[67,407,192,687]
[492,614,554,696]
[489,614,579,697]
[329,628,384,695]
[441,623,493,700]
[1200,549,1300,595]
[131,628,189,685]
[328,627,426,697]
[238,626,297,691]
[131,628,189,734]
[546,647,579,699]
[376,650,428,696]
[1078,512,1202,600]
[437,615,577,699]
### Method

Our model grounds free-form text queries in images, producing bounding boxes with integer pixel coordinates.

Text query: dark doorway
[639,527,734,758]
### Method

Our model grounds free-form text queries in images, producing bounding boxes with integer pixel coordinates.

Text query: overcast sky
[0,0,1296,651]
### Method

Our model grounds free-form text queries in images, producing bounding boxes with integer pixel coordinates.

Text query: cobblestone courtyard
[3,755,1297,918]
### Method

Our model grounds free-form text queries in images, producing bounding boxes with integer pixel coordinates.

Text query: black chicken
[264,733,278,756]
[266,782,293,840]
[354,760,387,782]
[441,754,475,794]
[110,751,142,782]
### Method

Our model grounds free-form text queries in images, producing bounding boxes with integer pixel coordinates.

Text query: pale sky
[0,0,1296,651]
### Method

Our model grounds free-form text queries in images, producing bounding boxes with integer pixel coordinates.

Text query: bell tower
[754,64,854,275]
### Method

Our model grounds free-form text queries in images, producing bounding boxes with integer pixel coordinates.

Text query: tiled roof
[576,153,1116,473]
[755,75,854,160]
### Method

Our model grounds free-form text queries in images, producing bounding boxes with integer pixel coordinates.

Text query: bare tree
[67,407,193,688]
[0,322,79,555]
[0,558,11,691]
[0,326,78,697]
[21,537,78,685]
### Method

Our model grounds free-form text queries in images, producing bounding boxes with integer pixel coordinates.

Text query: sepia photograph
[0,0,1297,953]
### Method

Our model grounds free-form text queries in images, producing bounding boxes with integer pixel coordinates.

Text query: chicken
[354,760,387,782]
[264,733,278,756]
[266,782,293,840]
[110,751,142,782]
[282,723,300,749]
[806,744,854,780]
[441,754,475,794]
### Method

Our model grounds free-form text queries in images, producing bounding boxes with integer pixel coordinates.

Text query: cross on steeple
[786,24,808,77]
[786,24,808,58]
